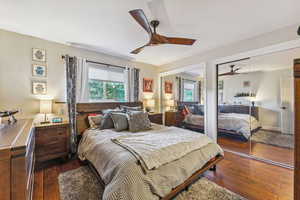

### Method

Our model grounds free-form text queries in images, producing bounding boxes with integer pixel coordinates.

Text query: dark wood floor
[33,152,293,200]
[218,137,294,166]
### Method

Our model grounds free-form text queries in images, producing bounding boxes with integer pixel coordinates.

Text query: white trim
[159,63,206,77]
[214,39,300,64]
[224,149,294,169]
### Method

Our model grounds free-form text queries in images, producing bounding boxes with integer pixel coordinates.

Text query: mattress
[184,113,261,139]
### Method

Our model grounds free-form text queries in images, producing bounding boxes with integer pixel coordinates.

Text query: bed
[177,102,262,141]
[76,102,224,200]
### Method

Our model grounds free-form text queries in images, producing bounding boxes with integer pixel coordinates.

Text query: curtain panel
[127,67,140,102]
[176,76,182,101]
[65,55,77,154]
[76,58,89,102]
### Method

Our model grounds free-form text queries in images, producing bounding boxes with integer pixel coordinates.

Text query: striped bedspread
[111,126,213,170]
[78,124,223,200]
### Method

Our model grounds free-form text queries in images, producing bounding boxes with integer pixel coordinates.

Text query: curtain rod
[61,55,126,69]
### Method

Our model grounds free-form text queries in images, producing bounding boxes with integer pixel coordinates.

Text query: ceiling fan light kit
[129,9,196,54]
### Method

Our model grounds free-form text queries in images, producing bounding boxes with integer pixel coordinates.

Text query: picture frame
[243,81,250,88]
[32,64,47,77]
[32,80,47,95]
[32,48,46,62]
[165,81,173,94]
[143,78,154,92]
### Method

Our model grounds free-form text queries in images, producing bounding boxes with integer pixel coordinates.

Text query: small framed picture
[243,81,250,88]
[32,64,47,77]
[32,48,46,62]
[143,78,153,92]
[32,80,47,95]
[165,81,173,94]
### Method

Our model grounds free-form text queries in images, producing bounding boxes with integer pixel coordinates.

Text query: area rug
[58,166,246,200]
[252,130,294,149]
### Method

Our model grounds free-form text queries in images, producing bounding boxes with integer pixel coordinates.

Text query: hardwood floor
[218,136,294,166]
[33,152,293,200]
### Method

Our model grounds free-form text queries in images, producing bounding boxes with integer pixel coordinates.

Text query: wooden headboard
[176,101,259,120]
[76,102,143,134]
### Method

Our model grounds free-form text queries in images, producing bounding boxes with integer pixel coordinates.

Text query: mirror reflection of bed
[161,67,205,133]
[216,48,298,167]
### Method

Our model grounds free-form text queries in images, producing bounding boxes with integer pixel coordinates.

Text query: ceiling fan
[129,9,196,54]
[219,65,241,76]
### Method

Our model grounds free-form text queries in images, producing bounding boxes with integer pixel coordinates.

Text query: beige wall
[0,29,159,118]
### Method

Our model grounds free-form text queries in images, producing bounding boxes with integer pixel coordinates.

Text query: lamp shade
[40,99,52,114]
[146,99,155,108]
[166,99,175,107]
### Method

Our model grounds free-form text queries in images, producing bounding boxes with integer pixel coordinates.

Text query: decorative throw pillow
[111,112,129,132]
[100,108,123,130]
[120,105,142,112]
[127,111,151,132]
[88,114,103,129]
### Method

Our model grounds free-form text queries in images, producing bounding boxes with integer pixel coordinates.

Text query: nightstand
[35,122,70,164]
[165,111,184,127]
[148,113,163,125]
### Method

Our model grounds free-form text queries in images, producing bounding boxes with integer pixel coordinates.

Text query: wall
[0,29,159,118]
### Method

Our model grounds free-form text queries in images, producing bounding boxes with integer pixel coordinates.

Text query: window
[88,64,126,102]
[183,80,196,102]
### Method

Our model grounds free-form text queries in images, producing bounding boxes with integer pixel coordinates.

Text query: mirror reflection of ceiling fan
[219,65,242,76]
[129,9,196,54]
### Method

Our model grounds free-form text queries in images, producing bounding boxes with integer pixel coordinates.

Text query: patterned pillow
[111,112,129,132]
[120,105,142,112]
[100,108,123,129]
[127,111,151,132]
[88,115,103,129]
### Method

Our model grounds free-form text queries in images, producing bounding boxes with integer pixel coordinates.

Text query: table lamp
[145,99,155,112]
[40,99,52,124]
[166,99,175,111]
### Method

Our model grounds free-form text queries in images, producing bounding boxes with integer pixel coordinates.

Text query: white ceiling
[219,47,300,74]
[0,0,299,66]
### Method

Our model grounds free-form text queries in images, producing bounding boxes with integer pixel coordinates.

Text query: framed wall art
[143,78,153,93]
[165,81,173,94]
[32,48,46,62]
[32,80,47,95]
[32,64,47,77]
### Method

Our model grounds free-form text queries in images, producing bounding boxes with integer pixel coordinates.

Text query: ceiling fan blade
[165,37,196,45]
[130,45,148,54]
[234,68,240,72]
[129,9,152,35]
[219,72,235,76]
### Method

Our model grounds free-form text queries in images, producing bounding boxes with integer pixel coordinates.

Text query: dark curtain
[198,81,202,103]
[176,76,182,101]
[133,68,140,102]
[65,55,77,153]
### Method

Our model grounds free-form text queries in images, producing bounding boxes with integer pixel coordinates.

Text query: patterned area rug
[58,166,246,200]
[252,130,294,149]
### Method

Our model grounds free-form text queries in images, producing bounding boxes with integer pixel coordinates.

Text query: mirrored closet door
[160,67,205,133]
[217,48,298,168]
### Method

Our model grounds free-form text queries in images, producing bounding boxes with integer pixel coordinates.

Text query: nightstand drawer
[36,141,67,156]
[35,122,70,164]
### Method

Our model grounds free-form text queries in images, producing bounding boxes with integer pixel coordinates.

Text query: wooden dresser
[148,113,163,125]
[0,119,35,200]
[165,111,184,127]
[35,122,70,164]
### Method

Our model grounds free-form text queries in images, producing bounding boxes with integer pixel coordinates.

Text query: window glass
[183,80,196,101]
[88,64,126,102]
